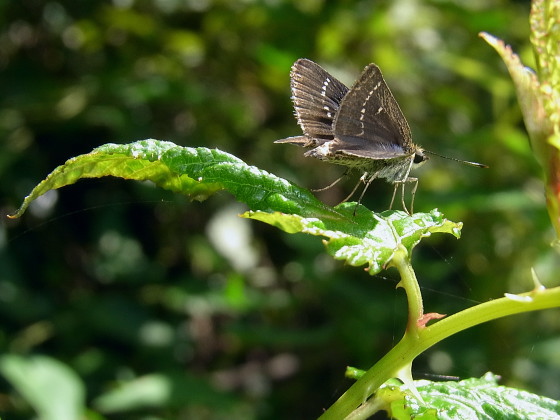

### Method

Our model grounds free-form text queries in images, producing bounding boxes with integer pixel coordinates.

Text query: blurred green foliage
[1,0,558,419]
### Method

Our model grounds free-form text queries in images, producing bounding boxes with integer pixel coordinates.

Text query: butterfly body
[303,140,421,183]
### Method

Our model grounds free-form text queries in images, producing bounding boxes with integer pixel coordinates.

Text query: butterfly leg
[351,172,380,216]
[407,177,419,214]
[389,183,399,210]
[341,171,368,204]
[312,169,350,192]
[390,177,418,214]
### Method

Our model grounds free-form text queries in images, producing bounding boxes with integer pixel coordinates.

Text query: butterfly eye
[413,151,426,164]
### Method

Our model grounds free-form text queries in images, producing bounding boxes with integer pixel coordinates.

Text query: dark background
[1,0,558,419]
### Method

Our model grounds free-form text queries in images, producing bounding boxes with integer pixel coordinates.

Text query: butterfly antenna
[423,150,488,168]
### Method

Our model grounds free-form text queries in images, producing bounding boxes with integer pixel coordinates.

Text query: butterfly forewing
[332,64,413,158]
[290,59,349,144]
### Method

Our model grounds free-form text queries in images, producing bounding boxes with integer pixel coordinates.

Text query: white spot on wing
[321,77,331,97]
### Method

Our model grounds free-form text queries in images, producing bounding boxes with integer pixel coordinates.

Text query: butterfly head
[413,147,428,168]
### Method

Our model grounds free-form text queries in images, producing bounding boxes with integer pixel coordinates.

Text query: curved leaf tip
[8,139,339,220]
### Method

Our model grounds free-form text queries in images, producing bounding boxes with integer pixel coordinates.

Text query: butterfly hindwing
[332,64,413,159]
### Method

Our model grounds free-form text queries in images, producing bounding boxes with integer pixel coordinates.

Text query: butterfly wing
[275,59,349,147]
[332,64,413,159]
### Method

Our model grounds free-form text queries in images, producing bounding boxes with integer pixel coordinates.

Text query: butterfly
[275,58,486,214]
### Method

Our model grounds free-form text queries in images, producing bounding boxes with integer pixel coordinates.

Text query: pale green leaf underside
[244,207,461,275]
[0,355,85,420]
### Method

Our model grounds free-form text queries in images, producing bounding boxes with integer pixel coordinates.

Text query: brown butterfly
[276,59,486,213]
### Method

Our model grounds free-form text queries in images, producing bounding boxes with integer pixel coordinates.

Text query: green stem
[318,283,560,420]
[419,286,560,350]
[319,246,424,420]
[391,245,424,335]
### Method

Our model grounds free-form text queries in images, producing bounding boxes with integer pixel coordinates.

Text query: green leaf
[244,206,462,275]
[9,139,341,220]
[11,139,462,275]
[480,1,560,239]
[92,372,235,413]
[478,32,547,167]
[0,354,85,420]
[384,373,560,420]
